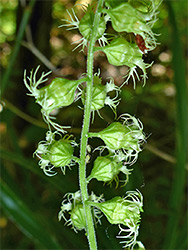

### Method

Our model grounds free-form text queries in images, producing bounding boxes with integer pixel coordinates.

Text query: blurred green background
[0,0,187,249]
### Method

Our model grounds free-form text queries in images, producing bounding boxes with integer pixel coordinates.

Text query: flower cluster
[24,1,161,249]
[61,0,160,87]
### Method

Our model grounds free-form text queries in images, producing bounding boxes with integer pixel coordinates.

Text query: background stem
[1,0,36,97]
[163,2,188,248]
[79,1,104,249]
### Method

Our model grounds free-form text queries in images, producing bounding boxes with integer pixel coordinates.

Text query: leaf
[0,148,73,193]
[0,180,62,249]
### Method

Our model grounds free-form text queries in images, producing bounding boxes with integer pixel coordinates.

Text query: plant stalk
[79,0,104,249]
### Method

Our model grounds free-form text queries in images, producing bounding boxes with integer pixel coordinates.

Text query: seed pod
[88,156,121,182]
[70,203,86,231]
[79,5,106,41]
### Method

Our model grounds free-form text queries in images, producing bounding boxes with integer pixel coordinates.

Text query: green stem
[88,132,98,138]
[79,1,104,249]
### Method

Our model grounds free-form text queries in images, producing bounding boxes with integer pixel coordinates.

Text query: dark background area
[0,0,187,249]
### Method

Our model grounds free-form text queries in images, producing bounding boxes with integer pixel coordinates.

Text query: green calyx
[24,66,88,131]
[58,191,87,232]
[79,5,106,41]
[87,190,143,249]
[81,79,106,111]
[89,115,145,165]
[24,67,87,114]
[81,75,120,116]
[39,135,77,175]
[58,191,104,232]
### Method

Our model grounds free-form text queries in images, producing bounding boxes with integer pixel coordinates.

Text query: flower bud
[24,67,87,131]
[38,134,77,175]
[89,115,145,152]
[88,191,143,249]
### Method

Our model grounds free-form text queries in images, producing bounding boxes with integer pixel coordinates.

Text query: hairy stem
[79,0,104,249]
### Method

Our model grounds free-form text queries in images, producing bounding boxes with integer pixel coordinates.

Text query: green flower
[87,155,132,187]
[35,132,78,176]
[58,191,104,232]
[24,66,87,131]
[95,37,150,87]
[60,4,107,51]
[89,114,145,165]
[88,190,143,249]
[81,73,120,119]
